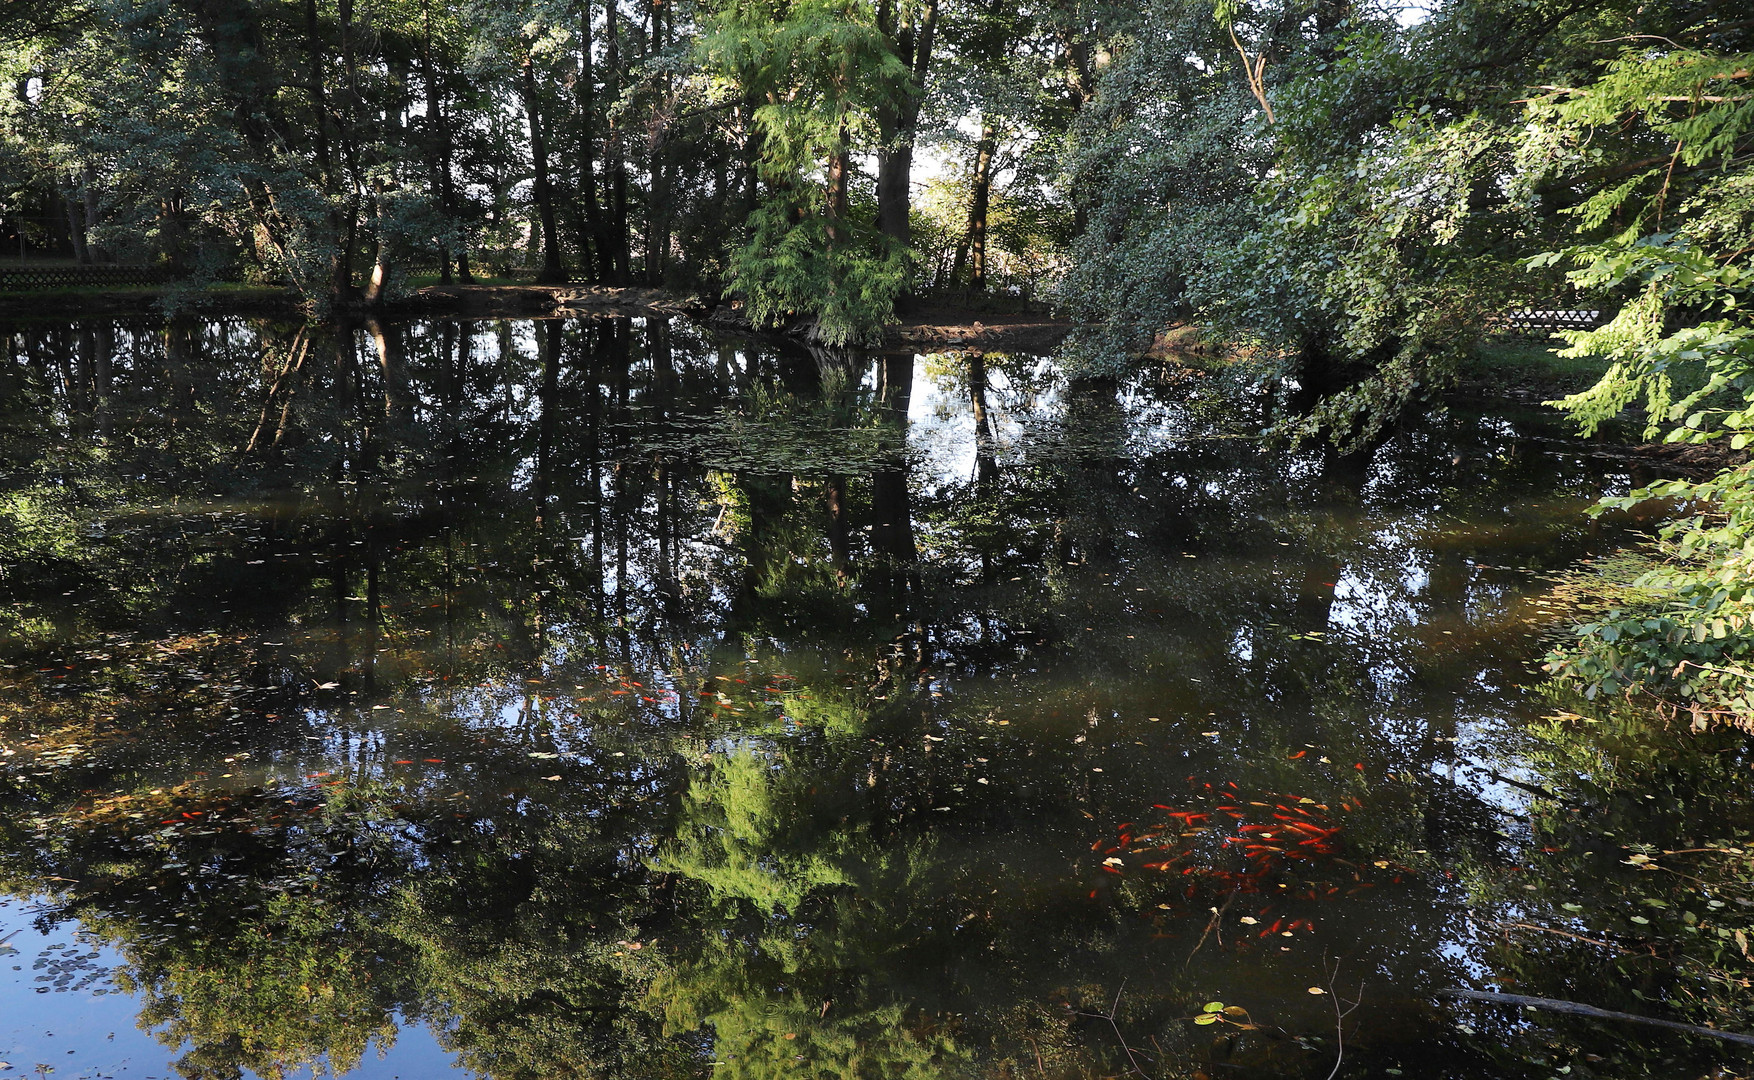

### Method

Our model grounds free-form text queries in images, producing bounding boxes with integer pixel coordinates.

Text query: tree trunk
[740,91,763,223]
[80,165,103,262]
[874,0,940,298]
[363,181,392,306]
[604,0,631,283]
[307,0,363,305]
[825,135,850,249]
[967,126,995,290]
[643,0,670,284]
[575,2,607,281]
[1061,34,1096,239]
[419,3,454,285]
[522,51,567,284]
[951,123,995,290]
[61,180,89,264]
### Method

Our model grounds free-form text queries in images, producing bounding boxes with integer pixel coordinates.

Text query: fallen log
[1440,989,1754,1049]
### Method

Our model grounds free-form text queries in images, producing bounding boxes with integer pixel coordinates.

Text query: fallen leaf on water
[1307,987,1326,995]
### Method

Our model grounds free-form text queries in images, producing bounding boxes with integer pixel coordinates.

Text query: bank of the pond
[0,284,1080,352]
[0,281,697,321]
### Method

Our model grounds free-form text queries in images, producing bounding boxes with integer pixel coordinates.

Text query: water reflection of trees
[1,315,1736,1078]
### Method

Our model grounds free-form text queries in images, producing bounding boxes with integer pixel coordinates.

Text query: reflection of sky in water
[0,899,456,1078]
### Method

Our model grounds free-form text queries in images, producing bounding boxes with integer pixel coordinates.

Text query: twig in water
[1186,887,1239,968]
[1322,956,1365,1080]
[1075,980,1154,1079]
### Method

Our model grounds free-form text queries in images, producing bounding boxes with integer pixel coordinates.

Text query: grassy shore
[1459,338,1613,394]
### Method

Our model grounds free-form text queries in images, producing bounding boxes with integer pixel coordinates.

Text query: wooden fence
[1489,307,1605,337]
[0,265,173,291]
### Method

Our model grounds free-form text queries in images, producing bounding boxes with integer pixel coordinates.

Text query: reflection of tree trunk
[652,319,676,604]
[163,319,199,423]
[92,322,113,436]
[871,353,916,601]
[1294,557,1342,635]
[969,351,997,487]
[534,319,560,648]
[246,326,310,452]
[827,473,849,571]
[584,322,606,617]
[364,531,380,689]
[440,320,469,665]
[1061,376,1123,567]
[367,318,413,424]
[611,320,630,627]
[71,325,96,435]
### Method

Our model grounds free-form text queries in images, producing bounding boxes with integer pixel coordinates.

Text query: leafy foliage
[1532,45,1754,723]
[696,0,911,344]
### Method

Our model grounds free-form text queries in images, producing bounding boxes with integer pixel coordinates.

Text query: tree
[696,0,911,345]
[1533,39,1754,723]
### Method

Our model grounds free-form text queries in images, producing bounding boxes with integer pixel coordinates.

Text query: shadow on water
[0,315,1749,1079]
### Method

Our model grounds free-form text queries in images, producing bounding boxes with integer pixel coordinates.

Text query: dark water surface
[2,316,1751,1080]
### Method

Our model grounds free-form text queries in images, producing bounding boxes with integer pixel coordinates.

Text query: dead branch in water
[1440,989,1754,1048]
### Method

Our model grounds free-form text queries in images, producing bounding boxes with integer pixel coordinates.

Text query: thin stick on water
[1075,980,1154,1080]
[1322,956,1365,1080]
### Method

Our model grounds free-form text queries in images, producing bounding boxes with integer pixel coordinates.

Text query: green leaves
[697,0,911,345]
[1527,43,1754,722]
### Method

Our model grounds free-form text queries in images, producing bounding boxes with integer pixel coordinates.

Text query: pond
[2,315,1751,1080]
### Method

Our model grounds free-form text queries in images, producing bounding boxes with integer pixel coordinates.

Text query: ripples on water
[1,315,1750,1079]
